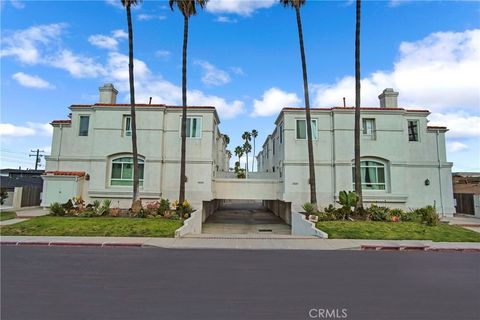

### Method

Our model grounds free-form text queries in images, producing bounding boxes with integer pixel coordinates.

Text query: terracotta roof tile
[44,171,86,177]
[51,120,71,125]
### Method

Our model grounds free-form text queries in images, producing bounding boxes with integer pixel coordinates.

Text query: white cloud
[10,0,25,9]
[252,88,301,117]
[111,29,128,39]
[447,141,469,153]
[429,112,480,139]
[216,16,238,23]
[0,122,52,137]
[88,34,119,50]
[207,0,276,16]
[0,23,65,64]
[137,14,166,21]
[389,0,414,7]
[155,50,171,59]
[12,72,54,89]
[49,50,106,78]
[105,0,125,9]
[230,66,244,75]
[312,29,480,111]
[194,60,231,86]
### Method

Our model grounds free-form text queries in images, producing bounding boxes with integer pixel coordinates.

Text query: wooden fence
[454,193,474,215]
[21,185,42,207]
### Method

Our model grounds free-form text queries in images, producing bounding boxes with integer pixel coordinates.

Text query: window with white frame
[296,119,317,140]
[111,157,144,186]
[79,115,90,136]
[352,160,386,190]
[124,116,132,136]
[183,117,202,138]
[362,118,376,140]
[408,120,419,142]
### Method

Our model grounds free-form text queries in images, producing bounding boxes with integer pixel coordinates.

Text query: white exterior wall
[258,108,454,216]
[44,105,225,208]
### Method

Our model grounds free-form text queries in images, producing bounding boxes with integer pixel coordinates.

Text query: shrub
[171,213,180,220]
[146,201,160,216]
[0,188,8,205]
[99,199,111,216]
[302,202,317,216]
[414,205,439,226]
[135,208,148,219]
[317,212,336,221]
[367,204,391,221]
[158,199,170,216]
[336,191,358,220]
[49,202,66,216]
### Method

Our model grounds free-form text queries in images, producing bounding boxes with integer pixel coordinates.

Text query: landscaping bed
[0,211,16,221]
[0,216,183,237]
[315,221,480,242]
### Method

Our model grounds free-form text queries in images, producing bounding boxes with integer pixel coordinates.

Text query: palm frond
[279,0,305,9]
[121,0,142,8]
[169,0,208,17]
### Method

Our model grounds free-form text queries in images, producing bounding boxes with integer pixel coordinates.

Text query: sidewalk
[2,235,479,251]
[445,215,480,233]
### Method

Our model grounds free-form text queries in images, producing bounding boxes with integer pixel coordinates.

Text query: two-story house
[257,88,454,216]
[42,84,229,208]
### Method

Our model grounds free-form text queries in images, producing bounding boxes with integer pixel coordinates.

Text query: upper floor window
[279,123,284,144]
[408,120,419,142]
[124,116,132,136]
[362,118,376,140]
[296,119,317,140]
[185,117,202,138]
[111,157,144,186]
[79,115,90,136]
[352,160,386,190]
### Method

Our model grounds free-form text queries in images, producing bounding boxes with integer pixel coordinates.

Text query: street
[1,246,479,320]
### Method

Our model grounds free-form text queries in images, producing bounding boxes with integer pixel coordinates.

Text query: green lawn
[0,216,183,237]
[316,221,480,242]
[0,211,16,221]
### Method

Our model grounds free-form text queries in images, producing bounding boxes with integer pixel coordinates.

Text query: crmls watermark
[308,308,348,319]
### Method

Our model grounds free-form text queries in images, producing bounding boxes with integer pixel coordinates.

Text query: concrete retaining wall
[174,209,202,237]
[202,199,224,223]
[263,199,292,225]
[291,211,328,238]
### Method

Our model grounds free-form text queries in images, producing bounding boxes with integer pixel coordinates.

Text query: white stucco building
[257,88,454,216]
[42,84,230,209]
[42,85,454,216]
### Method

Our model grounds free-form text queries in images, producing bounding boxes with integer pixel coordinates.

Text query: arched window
[352,160,386,190]
[110,157,144,186]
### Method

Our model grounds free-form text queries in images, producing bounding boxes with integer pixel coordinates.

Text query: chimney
[378,88,399,108]
[99,83,118,104]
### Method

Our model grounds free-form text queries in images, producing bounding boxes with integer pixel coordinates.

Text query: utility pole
[29,149,45,170]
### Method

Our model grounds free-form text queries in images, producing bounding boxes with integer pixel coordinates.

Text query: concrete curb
[361,245,480,252]
[1,241,144,248]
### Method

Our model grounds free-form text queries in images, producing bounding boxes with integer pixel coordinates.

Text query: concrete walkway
[2,236,479,251]
[203,201,291,235]
[445,215,480,233]
[0,218,29,226]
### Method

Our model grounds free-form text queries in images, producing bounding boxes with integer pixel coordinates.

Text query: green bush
[414,205,440,226]
[49,202,66,216]
[0,188,8,205]
[158,199,170,216]
[336,191,358,220]
[302,203,317,216]
[99,199,111,216]
[171,213,180,220]
[317,212,337,221]
[367,204,391,221]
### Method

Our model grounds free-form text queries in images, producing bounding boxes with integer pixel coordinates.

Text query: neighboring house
[0,168,44,178]
[452,172,480,216]
[0,176,43,207]
[42,84,230,208]
[257,88,454,216]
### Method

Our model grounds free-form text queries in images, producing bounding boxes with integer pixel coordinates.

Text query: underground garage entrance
[202,200,291,235]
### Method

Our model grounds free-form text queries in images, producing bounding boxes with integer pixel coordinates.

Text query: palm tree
[251,129,258,172]
[169,0,208,204]
[241,131,252,173]
[281,0,317,205]
[354,0,363,211]
[223,134,230,146]
[121,0,141,209]
[234,146,244,165]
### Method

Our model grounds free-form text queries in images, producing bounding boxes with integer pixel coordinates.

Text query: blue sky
[1,0,479,171]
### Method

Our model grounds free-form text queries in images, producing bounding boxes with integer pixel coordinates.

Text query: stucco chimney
[99,83,118,104]
[378,88,399,108]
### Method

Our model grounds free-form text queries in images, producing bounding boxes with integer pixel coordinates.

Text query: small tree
[251,129,258,172]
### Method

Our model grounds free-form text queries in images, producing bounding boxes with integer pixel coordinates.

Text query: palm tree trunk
[252,138,255,172]
[295,6,317,205]
[179,15,189,204]
[354,0,363,210]
[246,152,249,174]
[126,3,140,204]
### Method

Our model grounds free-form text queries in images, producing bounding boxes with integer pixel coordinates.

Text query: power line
[29,149,46,170]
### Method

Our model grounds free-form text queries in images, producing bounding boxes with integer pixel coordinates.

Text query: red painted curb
[0,241,144,248]
[102,243,143,247]
[50,242,102,247]
[0,241,19,245]
[361,245,480,252]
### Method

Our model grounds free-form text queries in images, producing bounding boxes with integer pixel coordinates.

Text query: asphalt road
[1,246,479,320]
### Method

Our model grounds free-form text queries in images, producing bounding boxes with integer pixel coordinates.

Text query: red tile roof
[282,107,430,113]
[71,104,216,110]
[44,171,86,177]
[51,120,72,125]
[427,126,448,130]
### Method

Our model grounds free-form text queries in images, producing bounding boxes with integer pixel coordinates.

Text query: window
[408,120,419,141]
[111,157,144,186]
[362,118,376,140]
[352,160,386,190]
[296,119,317,140]
[79,115,90,136]
[279,123,284,144]
[124,116,132,136]
[273,138,275,155]
[184,117,202,138]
